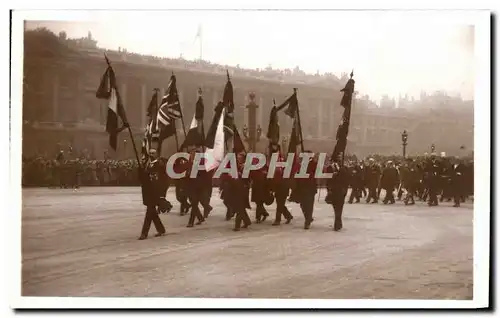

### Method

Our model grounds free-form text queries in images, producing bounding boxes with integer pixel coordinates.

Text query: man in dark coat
[380,161,399,204]
[250,157,271,223]
[348,162,363,204]
[184,147,206,227]
[365,158,381,204]
[452,158,467,207]
[425,154,442,206]
[138,148,167,240]
[295,151,318,230]
[326,161,350,231]
[222,152,252,231]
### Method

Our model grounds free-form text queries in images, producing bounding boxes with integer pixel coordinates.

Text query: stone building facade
[22,47,474,159]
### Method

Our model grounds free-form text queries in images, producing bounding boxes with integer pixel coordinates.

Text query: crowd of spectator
[22,153,473,189]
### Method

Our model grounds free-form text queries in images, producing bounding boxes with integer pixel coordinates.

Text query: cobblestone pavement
[21,187,473,299]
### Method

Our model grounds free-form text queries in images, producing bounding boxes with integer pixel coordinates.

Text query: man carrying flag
[326,71,355,231]
[96,56,167,239]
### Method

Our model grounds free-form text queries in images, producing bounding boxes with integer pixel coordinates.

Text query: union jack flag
[157,74,182,131]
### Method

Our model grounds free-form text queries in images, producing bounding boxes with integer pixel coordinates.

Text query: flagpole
[104,54,142,170]
[293,88,305,152]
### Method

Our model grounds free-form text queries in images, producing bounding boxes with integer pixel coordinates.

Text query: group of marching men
[344,154,473,207]
[137,142,473,240]
[137,142,348,240]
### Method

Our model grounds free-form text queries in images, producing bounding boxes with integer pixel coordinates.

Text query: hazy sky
[26,11,475,101]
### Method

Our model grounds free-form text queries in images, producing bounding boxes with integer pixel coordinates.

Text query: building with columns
[22,33,474,159]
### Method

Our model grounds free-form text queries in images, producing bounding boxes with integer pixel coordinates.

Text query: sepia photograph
[7,7,491,310]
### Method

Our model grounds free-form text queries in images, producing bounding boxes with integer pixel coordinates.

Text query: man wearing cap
[365,158,381,204]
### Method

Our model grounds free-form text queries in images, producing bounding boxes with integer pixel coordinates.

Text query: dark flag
[332,71,355,163]
[96,64,128,151]
[275,89,303,152]
[181,88,205,150]
[267,103,280,145]
[287,118,301,154]
[157,74,182,144]
[147,89,159,119]
[222,71,235,141]
[233,127,246,154]
[276,91,298,119]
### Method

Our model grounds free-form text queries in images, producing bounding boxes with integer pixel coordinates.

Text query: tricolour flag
[204,103,226,172]
[181,88,205,150]
[95,63,128,151]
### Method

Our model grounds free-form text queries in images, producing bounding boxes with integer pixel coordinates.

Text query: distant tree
[24,27,75,58]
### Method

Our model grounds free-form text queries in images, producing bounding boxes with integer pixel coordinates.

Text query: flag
[222,71,235,141]
[195,24,202,40]
[157,74,182,143]
[287,118,301,154]
[332,71,355,163]
[180,88,205,150]
[96,65,127,151]
[233,128,246,154]
[266,104,280,145]
[205,102,225,149]
[204,104,226,172]
[147,89,159,119]
[284,92,298,118]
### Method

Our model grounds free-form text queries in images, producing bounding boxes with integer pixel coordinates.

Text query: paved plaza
[21,187,473,299]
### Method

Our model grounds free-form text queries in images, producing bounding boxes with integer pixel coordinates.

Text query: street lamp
[401,130,408,158]
[123,139,128,158]
[431,143,436,154]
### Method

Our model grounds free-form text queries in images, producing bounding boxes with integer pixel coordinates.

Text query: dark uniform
[250,159,271,223]
[425,156,442,206]
[348,164,363,204]
[271,152,294,226]
[452,161,467,207]
[365,161,381,204]
[138,154,167,240]
[221,160,252,231]
[184,152,206,227]
[380,162,399,204]
[295,154,318,229]
[326,162,350,231]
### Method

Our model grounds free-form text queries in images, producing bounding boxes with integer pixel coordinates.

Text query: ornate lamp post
[401,130,408,158]
[431,143,436,154]
[244,92,261,151]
